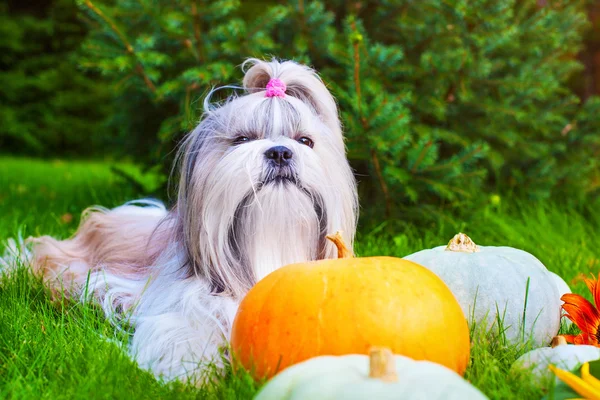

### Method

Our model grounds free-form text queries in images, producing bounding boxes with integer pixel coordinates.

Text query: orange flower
[561,273,600,346]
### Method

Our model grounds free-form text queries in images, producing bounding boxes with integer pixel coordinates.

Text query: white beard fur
[0,58,358,385]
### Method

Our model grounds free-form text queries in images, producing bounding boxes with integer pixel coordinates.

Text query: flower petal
[584,277,595,295]
[594,273,600,311]
[549,364,600,400]
[581,363,600,392]
[576,335,596,346]
[583,275,600,311]
[566,333,597,346]
[562,293,600,340]
[562,334,579,344]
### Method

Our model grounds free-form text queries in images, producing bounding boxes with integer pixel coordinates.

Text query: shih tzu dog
[1,59,358,384]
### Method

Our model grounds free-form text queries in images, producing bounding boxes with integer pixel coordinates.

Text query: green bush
[0,0,113,157]
[12,0,600,217]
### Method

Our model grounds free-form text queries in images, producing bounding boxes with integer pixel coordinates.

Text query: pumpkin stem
[551,336,568,348]
[445,233,479,253]
[325,231,353,259]
[368,347,398,382]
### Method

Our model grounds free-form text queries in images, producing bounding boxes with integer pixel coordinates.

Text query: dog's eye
[298,137,314,148]
[232,136,251,145]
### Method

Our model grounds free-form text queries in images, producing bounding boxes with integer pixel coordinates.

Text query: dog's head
[175,59,358,298]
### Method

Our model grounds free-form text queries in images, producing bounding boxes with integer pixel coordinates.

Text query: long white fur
[0,59,358,384]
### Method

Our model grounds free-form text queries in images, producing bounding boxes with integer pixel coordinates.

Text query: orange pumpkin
[230,233,470,379]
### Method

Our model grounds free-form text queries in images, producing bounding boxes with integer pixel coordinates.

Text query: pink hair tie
[265,78,286,98]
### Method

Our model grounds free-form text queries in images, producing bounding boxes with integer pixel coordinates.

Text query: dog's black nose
[264,146,293,166]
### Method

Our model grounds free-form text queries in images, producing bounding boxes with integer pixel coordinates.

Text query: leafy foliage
[334,0,598,214]
[4,0,599,217]
[0,0,113,156]
[76,0,289,169]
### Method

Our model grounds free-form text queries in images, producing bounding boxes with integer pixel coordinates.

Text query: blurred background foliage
[1,0,599,222]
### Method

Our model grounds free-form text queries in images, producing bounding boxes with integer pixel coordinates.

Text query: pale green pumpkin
[512,336,600,383]
[550,272,571,300]
[255,348,488,400]
[404,233,561,346]
[550,271,572,329]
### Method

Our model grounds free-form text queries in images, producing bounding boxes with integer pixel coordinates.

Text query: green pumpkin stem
[551,336,568,348]
[445,233,480,253]
[369,347,398,382]
[326,231,353,259]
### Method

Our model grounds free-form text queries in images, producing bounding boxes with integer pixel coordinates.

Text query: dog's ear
[242,58,341,135]
[242,60,272,94]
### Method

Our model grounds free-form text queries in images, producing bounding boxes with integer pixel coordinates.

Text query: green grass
[1,156,598,399]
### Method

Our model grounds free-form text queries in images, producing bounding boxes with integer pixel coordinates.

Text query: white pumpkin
[550,272,572,328]
[551,272,571,299]
[512,336,600,383]
[403,233,561,346]
[255,347,488,400]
